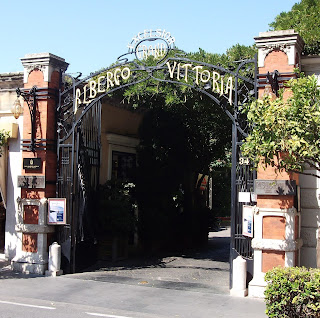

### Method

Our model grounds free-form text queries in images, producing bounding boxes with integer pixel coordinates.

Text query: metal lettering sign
[127,29,176,61]
[72,29,235,114]
[23,158,42,170]
[254,180,296,196]
[17,176,45,189]
[239,157,250,165]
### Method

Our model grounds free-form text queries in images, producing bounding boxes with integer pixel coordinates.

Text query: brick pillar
[12,53,68,274]
[248,31,304,298]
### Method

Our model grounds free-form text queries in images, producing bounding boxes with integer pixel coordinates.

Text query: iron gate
[56,94,101,273]
[56,30,257,274]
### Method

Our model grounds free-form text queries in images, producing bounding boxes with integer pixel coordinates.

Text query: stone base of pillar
[11,258,47,275]
[230,288,248,297]
[45,269,63,277]
[13,198,55,276]
[248,274,267,298]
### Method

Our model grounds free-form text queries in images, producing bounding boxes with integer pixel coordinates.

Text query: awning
[0,145,8,209]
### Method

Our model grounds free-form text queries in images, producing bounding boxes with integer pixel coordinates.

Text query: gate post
[12,53,68,274]
[248,31,304,297]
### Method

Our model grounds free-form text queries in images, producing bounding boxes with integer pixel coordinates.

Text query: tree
[241,74,320,178]
[269,0,320,55]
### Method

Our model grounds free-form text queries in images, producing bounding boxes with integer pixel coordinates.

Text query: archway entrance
[56,30,257,284]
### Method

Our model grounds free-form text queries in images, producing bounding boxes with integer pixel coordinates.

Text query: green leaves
[241,75,320,178]
[269,0,320,55]
[265,267,320,317]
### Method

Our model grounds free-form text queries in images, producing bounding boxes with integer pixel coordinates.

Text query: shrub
[265,267,320,317]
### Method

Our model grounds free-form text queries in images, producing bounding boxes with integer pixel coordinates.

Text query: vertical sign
[242,205,254,237]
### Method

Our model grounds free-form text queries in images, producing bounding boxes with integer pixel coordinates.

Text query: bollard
[230,256,248,297]
[45,242,63,277]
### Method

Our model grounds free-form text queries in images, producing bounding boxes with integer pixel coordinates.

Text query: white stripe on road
[0,300,56,310]
[86,313,133,318]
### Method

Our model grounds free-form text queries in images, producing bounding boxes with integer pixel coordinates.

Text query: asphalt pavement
[0,228,267,317]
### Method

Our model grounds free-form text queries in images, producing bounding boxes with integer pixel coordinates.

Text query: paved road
[0,228,267,317]
[0,275,266,318]
[75,228,231,295]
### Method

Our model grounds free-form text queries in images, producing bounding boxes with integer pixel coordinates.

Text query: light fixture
[11,98,23,119]
[12,86,37,151]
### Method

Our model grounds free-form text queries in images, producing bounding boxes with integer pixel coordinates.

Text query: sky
[2,0,298,77]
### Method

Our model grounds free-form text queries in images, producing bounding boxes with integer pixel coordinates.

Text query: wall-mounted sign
[242,205,254,237]
[239,157,250,166]
[17,175,45,188]
[238,191,251,203]
[254,180,296,196]
[48,198,66,225]
[23,158,42,170]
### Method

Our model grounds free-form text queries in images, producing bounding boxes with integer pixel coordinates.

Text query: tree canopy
[269,0,320,55]
[241,74,320,178]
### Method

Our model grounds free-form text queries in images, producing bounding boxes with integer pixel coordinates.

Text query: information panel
[48,198,66,225]
[242,205,254,237]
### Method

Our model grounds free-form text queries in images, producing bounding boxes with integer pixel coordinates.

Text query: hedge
[265,267,320,317]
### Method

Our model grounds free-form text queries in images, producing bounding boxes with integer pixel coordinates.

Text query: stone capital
[254,30,305,68]
[20,52,69,84]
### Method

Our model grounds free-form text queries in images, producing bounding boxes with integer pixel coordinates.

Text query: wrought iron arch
[58,53,255,142]
[57,41,257,274]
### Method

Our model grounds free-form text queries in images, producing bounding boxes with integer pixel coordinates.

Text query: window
[106,134,139,181]
[111,151,136,181]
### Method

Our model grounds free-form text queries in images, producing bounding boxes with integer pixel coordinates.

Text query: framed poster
[48,198,66,225]
[242,205,254,237]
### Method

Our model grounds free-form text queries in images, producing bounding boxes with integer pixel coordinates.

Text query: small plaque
[17,176,45,189]
[23,158,42,170]
[254,180,296,196]
[238,192,251,203]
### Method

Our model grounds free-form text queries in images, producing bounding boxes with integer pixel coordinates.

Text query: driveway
[68,227,231,294]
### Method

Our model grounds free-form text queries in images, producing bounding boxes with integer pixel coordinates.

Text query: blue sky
[2,0,297,77]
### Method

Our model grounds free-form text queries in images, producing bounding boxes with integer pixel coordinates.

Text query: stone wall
[299,56,320,268]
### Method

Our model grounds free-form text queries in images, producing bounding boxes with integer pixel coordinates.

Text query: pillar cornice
[20,53,69,84]
[255,30,305,68]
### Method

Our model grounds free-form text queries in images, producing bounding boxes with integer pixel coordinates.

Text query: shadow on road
[69,227,231,294]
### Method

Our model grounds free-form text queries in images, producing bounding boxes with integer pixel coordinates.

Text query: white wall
[2,114,22,260]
